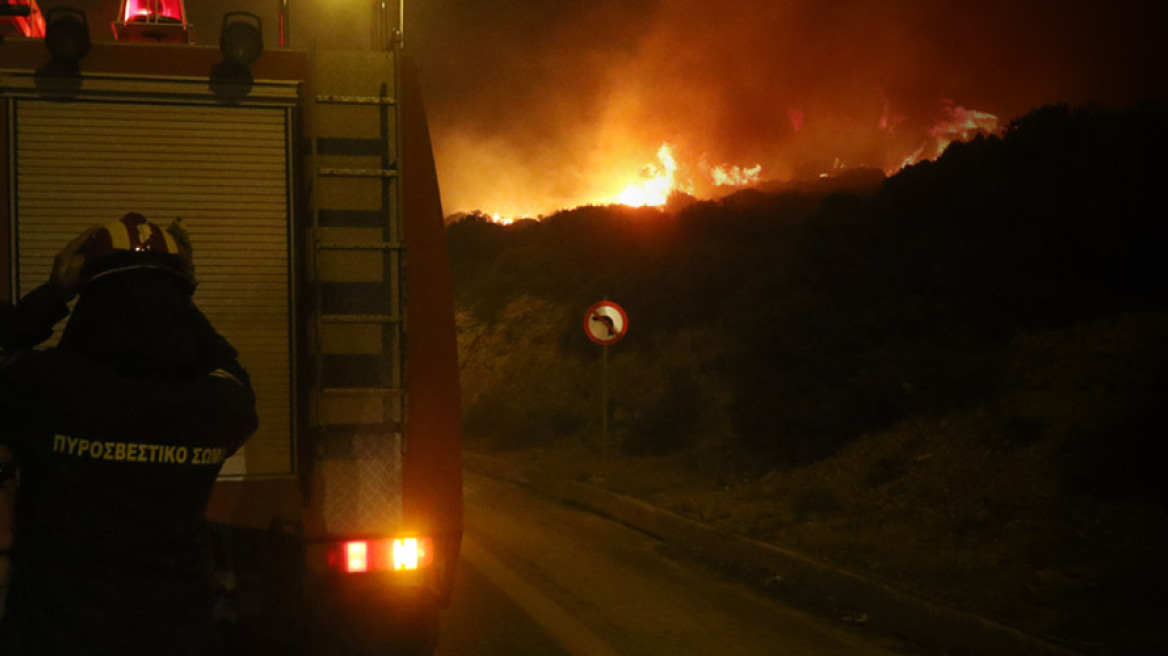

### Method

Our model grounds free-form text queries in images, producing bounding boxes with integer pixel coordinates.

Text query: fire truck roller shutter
[12,99,294,477]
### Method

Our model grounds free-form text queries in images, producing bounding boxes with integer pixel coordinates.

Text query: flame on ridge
[609,143,764,209]
[471,99,1000,223]
[612,143,681,207]
[600,101,998,215]
[710,164,763,187]
[895,100,999,171]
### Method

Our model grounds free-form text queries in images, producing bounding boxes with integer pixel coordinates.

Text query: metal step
[320,314,401,324]
[315,94,396,105]
[319,387,405,397]
[317,167,398,178]
[315,241,403,251]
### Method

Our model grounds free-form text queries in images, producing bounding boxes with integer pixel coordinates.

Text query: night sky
[22,0,1168,217]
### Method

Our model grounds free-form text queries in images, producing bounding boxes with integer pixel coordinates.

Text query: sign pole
[601,343,609,460]
[583,299,628,461]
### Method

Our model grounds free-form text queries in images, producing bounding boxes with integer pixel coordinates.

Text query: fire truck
[1,1,462,653]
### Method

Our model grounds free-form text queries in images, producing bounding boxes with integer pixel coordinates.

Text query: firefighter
[0,213,258,655]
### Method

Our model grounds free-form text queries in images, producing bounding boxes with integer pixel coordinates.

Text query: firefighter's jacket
[0,282,258,655]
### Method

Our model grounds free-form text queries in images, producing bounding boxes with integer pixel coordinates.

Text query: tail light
[392,538,424,570]
[344,541,369,573]
[331,537,433,574]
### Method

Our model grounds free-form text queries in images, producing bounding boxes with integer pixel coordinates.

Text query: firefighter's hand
[51,225,100,302]
[167,218,197,283]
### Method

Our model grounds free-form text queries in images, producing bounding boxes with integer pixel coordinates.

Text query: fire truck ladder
[307,50,406,535]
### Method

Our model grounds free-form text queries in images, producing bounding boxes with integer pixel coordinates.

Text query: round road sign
[584,300,628,345]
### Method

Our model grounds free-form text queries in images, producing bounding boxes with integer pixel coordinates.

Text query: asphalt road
[436,471,913,656]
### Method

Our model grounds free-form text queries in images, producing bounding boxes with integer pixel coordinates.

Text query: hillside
[446,103,1168,655]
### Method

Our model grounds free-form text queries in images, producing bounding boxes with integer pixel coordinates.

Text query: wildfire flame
[612,143,681,207]
[896,100,1000,171]
[471,98,999,223]
[607,143,764,210]
[710,164,763,187]
[600,100,997,215]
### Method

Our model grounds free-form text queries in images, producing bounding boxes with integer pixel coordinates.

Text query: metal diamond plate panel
[320,429,403,534]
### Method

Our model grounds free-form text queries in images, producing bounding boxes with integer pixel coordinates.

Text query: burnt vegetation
[447,102,1168,501]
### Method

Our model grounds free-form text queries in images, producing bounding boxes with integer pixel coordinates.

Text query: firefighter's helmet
[78,212,195,292]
